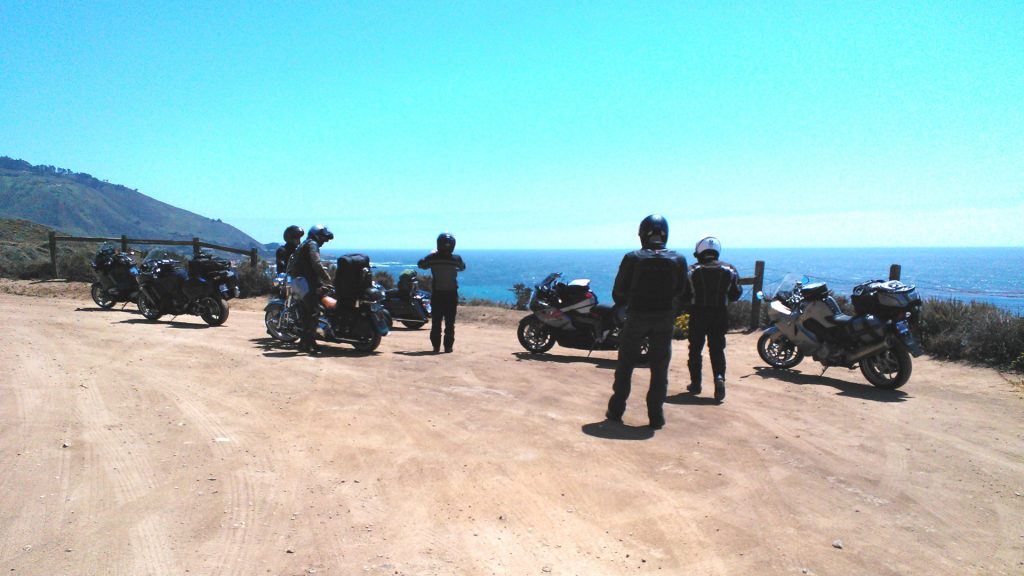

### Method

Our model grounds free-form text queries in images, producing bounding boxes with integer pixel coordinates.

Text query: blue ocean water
[323,248,1024,314]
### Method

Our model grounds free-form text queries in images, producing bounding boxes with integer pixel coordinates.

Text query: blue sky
[2,1,1021,248]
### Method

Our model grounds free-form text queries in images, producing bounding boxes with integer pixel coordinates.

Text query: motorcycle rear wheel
[137,293,162,320]
[199,297,229,326]
[264,302,299,342]
[91,283,115,309]
[860,347,912,389]
[351,317,382,352]
[757,332,804,369]
[518,316,555,353]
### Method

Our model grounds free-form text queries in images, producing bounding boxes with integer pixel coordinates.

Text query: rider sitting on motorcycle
[290,225,334,354]
[276,225,305,274]
[681,236,742,402]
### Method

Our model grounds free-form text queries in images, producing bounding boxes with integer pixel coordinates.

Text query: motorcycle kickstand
[820,366,829,377]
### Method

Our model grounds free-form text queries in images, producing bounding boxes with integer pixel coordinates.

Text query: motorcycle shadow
[581,420,655,441]
[249,337,380,358]
[746,366,909,403]
[117,318,212,329]
[512,351,617,369]
[76,306,138,314]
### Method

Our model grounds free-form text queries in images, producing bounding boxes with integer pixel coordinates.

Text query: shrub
[374,270,395,289]
[674,313,689,339]
[916,298,1024,368]
[509,283,532,310]
[236,259,273,298]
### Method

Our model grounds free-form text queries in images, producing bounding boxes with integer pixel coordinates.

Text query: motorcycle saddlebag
[852,280,921,317]
[335,254,371,300]
[845,314,885,346]
[189,254,232,277]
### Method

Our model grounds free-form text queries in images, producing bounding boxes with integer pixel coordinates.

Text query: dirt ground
[1,280,1021,575]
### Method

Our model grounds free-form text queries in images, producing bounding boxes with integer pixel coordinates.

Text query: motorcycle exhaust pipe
[846,341,890,364]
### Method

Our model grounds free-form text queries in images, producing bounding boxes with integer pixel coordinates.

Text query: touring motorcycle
[756,274,923,389]
[264,254,389,351]
[90,246,140,309]
[382,269,431,329]
[136,251,239,326]
[517,272,647,358]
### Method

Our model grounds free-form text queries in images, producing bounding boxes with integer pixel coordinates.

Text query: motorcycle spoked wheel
[137,292,163,320]
[91,283,115,309]
[517,316,555,353]
[860,347,912,389]
[757,332,805,369]
[199,297,230,326]
[264,302,299,342]
[351,317,382,352]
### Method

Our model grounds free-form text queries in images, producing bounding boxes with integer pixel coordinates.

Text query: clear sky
[2,1,1021,249]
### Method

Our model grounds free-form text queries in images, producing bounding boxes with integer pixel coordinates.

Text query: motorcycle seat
[827,314,854,324]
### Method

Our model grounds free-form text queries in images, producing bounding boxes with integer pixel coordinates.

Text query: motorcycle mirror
[755,290,764,301]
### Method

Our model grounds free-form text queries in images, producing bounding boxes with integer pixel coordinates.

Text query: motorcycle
[136,250,239,326]
[517,272,647,358]
[264,254,389,351]
[381,269,431,329]
[756,274,923,389]
[90,246,140,309]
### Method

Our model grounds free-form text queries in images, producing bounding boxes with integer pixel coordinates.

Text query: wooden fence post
[889,264,901,281]
[249,248,258,269]
[192,237,201,258]
[48,231,58,277]
[121,234,128,252]
[749,260,765,331]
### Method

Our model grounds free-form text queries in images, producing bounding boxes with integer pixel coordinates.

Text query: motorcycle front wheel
[264,303,299,342]
[91,283,115,309]
[137,292,162,320]
[199,296,229,326]
[351,317,382,352]
[860,347,912,389]
[517,316,555,353]
[757,332,804,369]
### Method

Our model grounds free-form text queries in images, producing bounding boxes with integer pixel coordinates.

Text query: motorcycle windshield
[539,272,561,288]
[771,273,810,301]
[141,249,182,265]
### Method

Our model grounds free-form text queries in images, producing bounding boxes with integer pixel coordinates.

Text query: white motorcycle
[756,274,923,389]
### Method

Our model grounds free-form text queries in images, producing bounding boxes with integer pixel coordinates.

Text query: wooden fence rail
[48,231,259,277]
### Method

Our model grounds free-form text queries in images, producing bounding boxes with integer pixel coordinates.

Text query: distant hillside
[0,156,265,251]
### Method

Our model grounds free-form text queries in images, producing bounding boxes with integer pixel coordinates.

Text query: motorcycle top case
[851,280,921,317]
[335,254,371,300]
[800,282,830,301]
[189,254,232,277]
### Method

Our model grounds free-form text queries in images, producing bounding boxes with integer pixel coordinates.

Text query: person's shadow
[581,420,655,441]
[746,366,910,402]
[512,352,617,369]
[665,392,721,406]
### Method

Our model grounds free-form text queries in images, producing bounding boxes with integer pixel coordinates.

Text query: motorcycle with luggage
[382,269,431,329]
[517,272,648,358]
[756,274,923,389]
[136,250,239,326]
[90,246,140,309]
[264,254,389,351]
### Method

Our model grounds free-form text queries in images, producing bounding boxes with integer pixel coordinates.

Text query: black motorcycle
[264,254,389,351]
[382,270,431,329]
[136,251,239,326]
[517,272,647,358]
[90,246,140,309]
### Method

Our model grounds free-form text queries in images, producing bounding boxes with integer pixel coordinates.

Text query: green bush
[236,259,273,297]
[917,298,1024,368]
[373,270,395,289]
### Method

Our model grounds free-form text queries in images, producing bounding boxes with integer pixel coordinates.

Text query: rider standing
[681,236,742,402]
[290,225,334,355]
[276,225,304,274]
[418,232,465,353]
[605,215,687,430]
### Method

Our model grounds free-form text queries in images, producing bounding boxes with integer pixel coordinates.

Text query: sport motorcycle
[136,251,239,326]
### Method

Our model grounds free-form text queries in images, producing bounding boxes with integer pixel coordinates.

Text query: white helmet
[694,236,722,259]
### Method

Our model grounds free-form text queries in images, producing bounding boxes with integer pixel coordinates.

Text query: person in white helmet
[681,236,741,402]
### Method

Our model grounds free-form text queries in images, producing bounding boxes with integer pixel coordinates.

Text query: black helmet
[283,225,304,244]
[308,224,334,246]
[436,232,456,253]
[638,214,668,249]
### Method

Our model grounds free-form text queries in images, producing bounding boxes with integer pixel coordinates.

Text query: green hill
[0,156,265,250]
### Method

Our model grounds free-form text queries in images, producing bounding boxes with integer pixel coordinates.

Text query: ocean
[322,247,1024,315]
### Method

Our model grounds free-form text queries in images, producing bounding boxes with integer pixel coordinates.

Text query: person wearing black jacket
[289,224,334,354]
[605,215,688,430]
[418,232,466,353]
[681,236,742,402]
[276,225,304,274]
